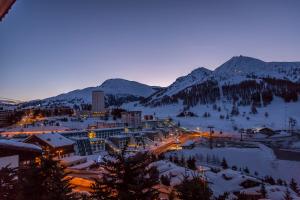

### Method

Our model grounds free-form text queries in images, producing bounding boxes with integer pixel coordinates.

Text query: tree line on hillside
[142,78,300,108]
[222,78,299,106]
[105,94,144,107]
[4,107,74,127]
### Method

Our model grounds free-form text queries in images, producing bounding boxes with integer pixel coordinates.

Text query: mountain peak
[100,78,138,86]
[229,55,264,63]
[214,55,266,77]
[99,78,155,97]
[190,67,212,75]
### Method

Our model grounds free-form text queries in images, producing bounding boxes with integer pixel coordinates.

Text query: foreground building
[24,132,75,158]
[0,139,42,168]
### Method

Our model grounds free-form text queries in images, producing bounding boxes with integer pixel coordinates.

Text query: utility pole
[239,128,244,141]
[207,126,214,149]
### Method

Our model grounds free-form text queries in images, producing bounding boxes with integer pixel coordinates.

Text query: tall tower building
[92,90,105,113]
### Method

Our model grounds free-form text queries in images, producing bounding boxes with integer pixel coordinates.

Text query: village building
[0,139,42,168]
[24,132,75,158]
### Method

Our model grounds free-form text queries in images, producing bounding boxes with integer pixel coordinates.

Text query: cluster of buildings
[0,115,170,169]
[0,90,174,169]
[0,104,15,128]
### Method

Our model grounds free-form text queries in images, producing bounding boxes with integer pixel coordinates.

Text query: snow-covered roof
[69,160,95,170]
[181,140,195,147]
[109,135,130,139]
[0,139,42,151]
[34,132,75,148]
[240,185,300,200]
[60,155,87,166]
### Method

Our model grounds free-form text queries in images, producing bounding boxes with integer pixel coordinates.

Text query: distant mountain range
[144,55,300,107]
[17,55,300,108]
[0,98,23,105]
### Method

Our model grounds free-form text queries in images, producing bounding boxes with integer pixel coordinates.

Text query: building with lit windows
[70,137,105,156]
[60,128,124,139]
[24,132,75,159]
[0,139,42,168]
[121,111,142,128]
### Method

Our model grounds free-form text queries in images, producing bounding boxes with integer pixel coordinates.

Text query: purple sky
[1,0,300,101]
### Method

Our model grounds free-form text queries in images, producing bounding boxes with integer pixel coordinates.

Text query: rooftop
[0,139,42,151]
[34,132,75,148]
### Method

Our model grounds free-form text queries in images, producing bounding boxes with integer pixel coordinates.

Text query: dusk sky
[1,0,300,101]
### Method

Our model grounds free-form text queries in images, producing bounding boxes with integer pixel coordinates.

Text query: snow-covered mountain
[0,98,22,105]
[44,78,159,105]
[26,55,300,109]
[215,55,300,83]
[148,67,212,101]
[143,55,300,107]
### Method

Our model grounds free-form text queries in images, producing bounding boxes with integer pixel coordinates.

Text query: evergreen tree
[231,104,239,116]
[290,178,300,195]
[90,149,159,200]
[18,157,76,200]
[243,167,250,174]
[168,189,177,200]
[283,188,293,200]
[186,157,196,170]
[180,155,186,167]
[174,174,212,200]
[0,166,18,200]
[237,192,248,200]
[260,182,267,198]
[90,176,114,200]
[173,155,179,164]
[264,112,269,118]
[216,192,229,200]
[251,104,258,114]
[160,175,171,186]
[221,158,228,169]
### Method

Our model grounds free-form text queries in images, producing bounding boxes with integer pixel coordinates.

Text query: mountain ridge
[23,55,300,108]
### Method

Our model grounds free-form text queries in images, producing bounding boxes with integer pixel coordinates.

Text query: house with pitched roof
[24,132,75,159]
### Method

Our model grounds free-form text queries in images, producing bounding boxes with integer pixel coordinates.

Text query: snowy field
[123,97,300,134]
[166,144,300,184]
[153,159,300,199]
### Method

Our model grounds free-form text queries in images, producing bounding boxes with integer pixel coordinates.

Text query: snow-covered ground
[166,144,300,184]
[152,159,300,199]
[123,97,300,134]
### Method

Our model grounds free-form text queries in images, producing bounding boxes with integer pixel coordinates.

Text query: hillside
[40,78,160,107]
[143,55,300,108]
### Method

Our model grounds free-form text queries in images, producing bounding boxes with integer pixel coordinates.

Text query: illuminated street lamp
[56,150,63,159]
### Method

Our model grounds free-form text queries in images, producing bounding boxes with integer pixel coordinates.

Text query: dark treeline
[144,80,220,107]
[31,107,74,117]
[4,107,74,127]
[222,78,300,106]
[143,78,300,108]
[0,157,75,200]
[1,150,212,200]
[105,94,144,107]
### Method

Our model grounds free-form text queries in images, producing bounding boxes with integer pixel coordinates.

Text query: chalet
[0,139,42,168]
[24,132,75,159]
